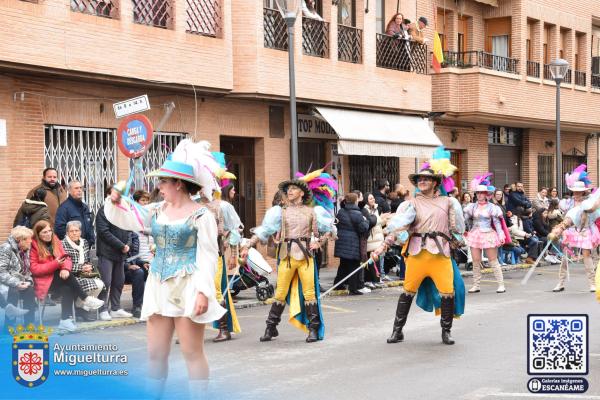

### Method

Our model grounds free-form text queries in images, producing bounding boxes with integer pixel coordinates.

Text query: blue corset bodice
[150,213,200,282]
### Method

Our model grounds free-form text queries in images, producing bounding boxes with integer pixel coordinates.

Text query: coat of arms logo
[9,324,52,388]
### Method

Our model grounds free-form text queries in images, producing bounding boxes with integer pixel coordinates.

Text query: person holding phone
[30,220,104,332]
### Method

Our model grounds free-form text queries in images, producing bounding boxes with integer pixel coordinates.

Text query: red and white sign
[117,114,154,159]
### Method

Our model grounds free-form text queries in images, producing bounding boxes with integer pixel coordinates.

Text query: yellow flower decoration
[429,158,457,178]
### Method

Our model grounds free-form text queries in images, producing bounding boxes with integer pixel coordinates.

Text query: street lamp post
[275,0,301,178]
[549,58,569,198]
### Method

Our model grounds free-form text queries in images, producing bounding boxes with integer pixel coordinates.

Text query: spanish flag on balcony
[432,32,444,73]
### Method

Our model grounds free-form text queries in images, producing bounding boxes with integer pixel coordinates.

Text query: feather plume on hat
[565,164,591,189]
[295,165,338,214]
[426,146,457,195]
[170,139,222,201]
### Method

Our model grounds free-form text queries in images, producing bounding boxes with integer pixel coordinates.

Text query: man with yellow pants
[373,166,463,345]
[241,170,336,343]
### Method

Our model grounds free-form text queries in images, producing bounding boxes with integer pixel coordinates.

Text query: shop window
[349,155,399,195]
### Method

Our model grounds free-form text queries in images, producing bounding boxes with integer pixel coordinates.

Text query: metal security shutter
[130,131,187,191]
[44,125,117,215]
[537,154,554,191]
[298,140,326,174]
[349,155,399,195]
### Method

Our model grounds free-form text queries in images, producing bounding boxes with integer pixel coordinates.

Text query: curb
[62,261,551,334]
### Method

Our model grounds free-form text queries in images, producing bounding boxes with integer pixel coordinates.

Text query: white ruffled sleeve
[449,197,466,234]
[192,211,219,298]
[103,196,160,232]
[252,205,282,243]
[220,201,243,246]
[384,201,416,234]
[314,205,336,235]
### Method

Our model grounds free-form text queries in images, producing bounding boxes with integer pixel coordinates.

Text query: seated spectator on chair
[508,208,540,264]
[124,232,147,319]
[30,220,103,332]
[61,220,104,322]
[0,226,37,324]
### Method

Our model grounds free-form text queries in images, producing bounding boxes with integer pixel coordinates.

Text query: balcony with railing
[70,0,118,18]
[186,0,221,37]
[376,35,428,74]
[338,25,362,64]
[527,61,540,78]
[133,0,172,28]
[442,51,518,74]
[592,74,600,89]
[302,18,329,58]
[263,7,288,50]
[574,70,586,87]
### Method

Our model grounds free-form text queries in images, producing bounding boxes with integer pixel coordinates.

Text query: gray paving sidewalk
[12,260,556,334]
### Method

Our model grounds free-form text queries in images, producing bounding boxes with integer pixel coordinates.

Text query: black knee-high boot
[305,302,320,343]
[387,292,413,343]
[259,302,285,342]
[440,296,455,345]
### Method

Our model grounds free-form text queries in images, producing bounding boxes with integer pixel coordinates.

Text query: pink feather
[442,177,455,193]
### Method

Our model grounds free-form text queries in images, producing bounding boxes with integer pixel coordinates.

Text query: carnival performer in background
[463,173,507,293]
[198,149,243,343]
[104,139,225,396]
[241,167,337,343]
[372,148,465,345]
[551,164,598,293]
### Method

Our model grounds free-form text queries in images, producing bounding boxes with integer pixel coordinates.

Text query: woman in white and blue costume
[104,139,225,396]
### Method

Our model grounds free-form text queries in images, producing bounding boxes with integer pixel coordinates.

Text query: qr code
[528,315,588,375]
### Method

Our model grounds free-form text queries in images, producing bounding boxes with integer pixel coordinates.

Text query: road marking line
[321,304,353,313]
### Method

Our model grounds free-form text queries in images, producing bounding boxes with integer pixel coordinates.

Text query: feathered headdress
[211,151,236,189]
[470,172,494,193]
[421,146,457,195]
[565,164,591,189]
[295,165,338,214]
[170,139,222,201]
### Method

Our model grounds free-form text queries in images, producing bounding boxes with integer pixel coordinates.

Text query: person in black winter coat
[506,182,532,213]
[125,232,146,318]
[532,208,550,239]
[55,181,95,245]
[373,179,391,214]
[333,192,370,295]
[95,192,132,320]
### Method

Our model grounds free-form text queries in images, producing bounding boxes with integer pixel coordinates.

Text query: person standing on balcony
[463,174,507,294]
[302,0,323,21]
[385,13,409,38]
[409,16,429,44]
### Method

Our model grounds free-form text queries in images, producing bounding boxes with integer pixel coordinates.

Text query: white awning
[474,0,498,6]
[315,106,442,158]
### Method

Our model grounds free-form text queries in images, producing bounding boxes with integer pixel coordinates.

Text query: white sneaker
[357,287,371,294]
[381,275,393,282]
[496,285,506,293]
[58,318,77,332]
[82,296,104,310]
[544,255,554,264]
[110,309,133,318]
[4,304,28,319]
[364,282,376,289]
[590,285,596,293]
[99,311,112,321]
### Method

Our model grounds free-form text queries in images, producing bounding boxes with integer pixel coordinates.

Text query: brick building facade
[1,0,600,240]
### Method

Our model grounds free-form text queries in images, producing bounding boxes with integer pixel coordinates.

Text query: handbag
[75,264,101,279]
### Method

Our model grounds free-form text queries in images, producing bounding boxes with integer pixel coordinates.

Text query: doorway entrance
[220,136,256,237]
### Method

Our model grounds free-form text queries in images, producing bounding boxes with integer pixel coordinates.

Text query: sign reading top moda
[298,114,337,140]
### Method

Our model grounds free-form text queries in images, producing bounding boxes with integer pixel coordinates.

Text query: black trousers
[49,270,88,319]
[334,258,361,292]
[125,264,147,308]
[6,285,37,325]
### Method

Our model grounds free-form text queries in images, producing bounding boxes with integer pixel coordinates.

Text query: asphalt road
[43,264,600,400]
